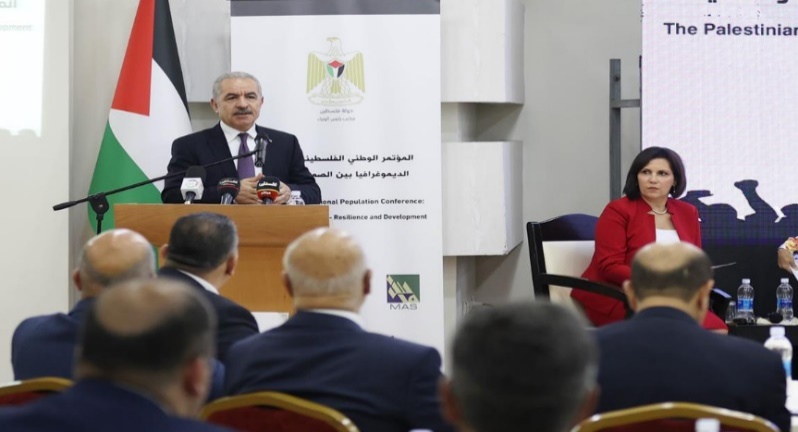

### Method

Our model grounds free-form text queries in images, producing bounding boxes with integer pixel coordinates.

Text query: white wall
[0,0,72,381]
[469,0,642,306]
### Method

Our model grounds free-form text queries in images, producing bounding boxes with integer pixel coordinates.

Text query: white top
[219,121,258,170]
[655,228,680,244]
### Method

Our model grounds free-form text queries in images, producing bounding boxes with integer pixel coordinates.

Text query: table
[728,323,798,379]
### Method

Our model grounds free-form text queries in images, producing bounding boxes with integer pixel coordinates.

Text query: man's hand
[274,182,291,205]
[235,174,264,204]
[778,247,797,272]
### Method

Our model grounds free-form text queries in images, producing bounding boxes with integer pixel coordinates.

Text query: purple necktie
[237,133,256,179]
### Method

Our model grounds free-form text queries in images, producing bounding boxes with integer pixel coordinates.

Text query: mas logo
[307,37,365,106]
[387,274,419,310]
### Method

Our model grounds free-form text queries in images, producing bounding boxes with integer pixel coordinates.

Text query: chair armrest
[710,288,731,300]
[541,274,631,311]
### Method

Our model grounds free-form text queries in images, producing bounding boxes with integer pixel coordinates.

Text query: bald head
[630,242,713,302]
[78,279,216,380]
[283,228,369,309]
[77,229,155,297]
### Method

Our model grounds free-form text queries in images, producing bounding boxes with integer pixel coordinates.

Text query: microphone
[217,177,240,205]
[181,166,206,204]
[254,133,271,168]
[256,176,281,204]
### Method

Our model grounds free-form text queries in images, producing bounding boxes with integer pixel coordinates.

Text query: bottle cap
[695,418,720,432]
[771,326,786,337]
[742,278,751,284]
[782,278,790,284]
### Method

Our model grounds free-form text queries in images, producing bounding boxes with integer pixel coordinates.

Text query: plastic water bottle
[764,326,793,379]
[695,418,720,432]
[736,278,755,319]
[287,191,305,205]
[777,278,794,322]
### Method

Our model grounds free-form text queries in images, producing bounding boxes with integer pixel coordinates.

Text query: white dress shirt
[176,269,219,295]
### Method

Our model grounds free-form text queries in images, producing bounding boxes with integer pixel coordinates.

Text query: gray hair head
[212,71,262,101]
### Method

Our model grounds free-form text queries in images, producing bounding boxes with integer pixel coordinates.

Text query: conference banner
[231,1,443,352]
[642,0,798,312]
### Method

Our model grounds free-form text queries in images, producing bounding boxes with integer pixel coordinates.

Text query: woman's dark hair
[623,146,686,199]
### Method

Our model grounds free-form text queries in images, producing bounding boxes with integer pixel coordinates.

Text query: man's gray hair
[282,243,367,296]
[78,246,155,288]
[212,71,262,100]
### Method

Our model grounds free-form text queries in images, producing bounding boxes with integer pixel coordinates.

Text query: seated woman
[572,146,728,332]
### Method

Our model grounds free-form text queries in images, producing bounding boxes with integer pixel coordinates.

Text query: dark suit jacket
[161,123,321,204]
[595,307,790,432]
[0,379,231,432]
[12,298,93,380]
[573,197,702,324]
[11,297,226,400]
[158,267,259,364]
[224,311,453,432]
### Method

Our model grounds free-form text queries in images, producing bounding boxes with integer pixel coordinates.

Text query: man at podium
[161,71,321,205]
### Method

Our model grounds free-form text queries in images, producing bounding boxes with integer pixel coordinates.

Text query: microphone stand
[52,142,264,235]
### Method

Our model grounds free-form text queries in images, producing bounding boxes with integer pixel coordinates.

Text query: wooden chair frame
[576,402,778,432]
[201,391,359,432]
[0,377,72,398]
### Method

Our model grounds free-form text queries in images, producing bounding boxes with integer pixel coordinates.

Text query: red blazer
[572,196,716,326]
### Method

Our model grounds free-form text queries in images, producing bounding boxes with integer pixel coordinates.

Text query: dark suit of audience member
[11,229,154,380]
[12,298,94,381]
[161,71,320,205]
[157,212,258,364]
[9,229,225,400]
[439,303,599,432]
[158,267,257,364]
[225,228,452,432]
[0,279,231,432]
[595,242,790,432]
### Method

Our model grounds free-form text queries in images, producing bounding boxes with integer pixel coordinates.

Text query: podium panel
[115,204,329,312]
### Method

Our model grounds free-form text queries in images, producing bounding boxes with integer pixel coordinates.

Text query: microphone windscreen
[181,166,206,201]
[256,176,280,202]
[217,177,241,199]
[185,166,207,182]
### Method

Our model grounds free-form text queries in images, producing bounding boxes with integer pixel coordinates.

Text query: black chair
[527,214,731,323]
[526,214,631,318]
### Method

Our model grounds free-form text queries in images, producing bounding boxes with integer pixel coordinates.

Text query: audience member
[158,212,258,363]
[11,229,154,379]
[440,302,598,432]
[595,242,790,431]
[0,279,231,432]
[224,227,453,432]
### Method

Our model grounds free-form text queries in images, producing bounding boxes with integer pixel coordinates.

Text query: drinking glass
[725,300,737,323]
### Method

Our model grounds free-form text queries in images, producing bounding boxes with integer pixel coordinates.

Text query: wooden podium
[115,204,329,312]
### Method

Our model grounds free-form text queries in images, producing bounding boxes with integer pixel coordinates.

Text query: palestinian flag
[88,0,190,232]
